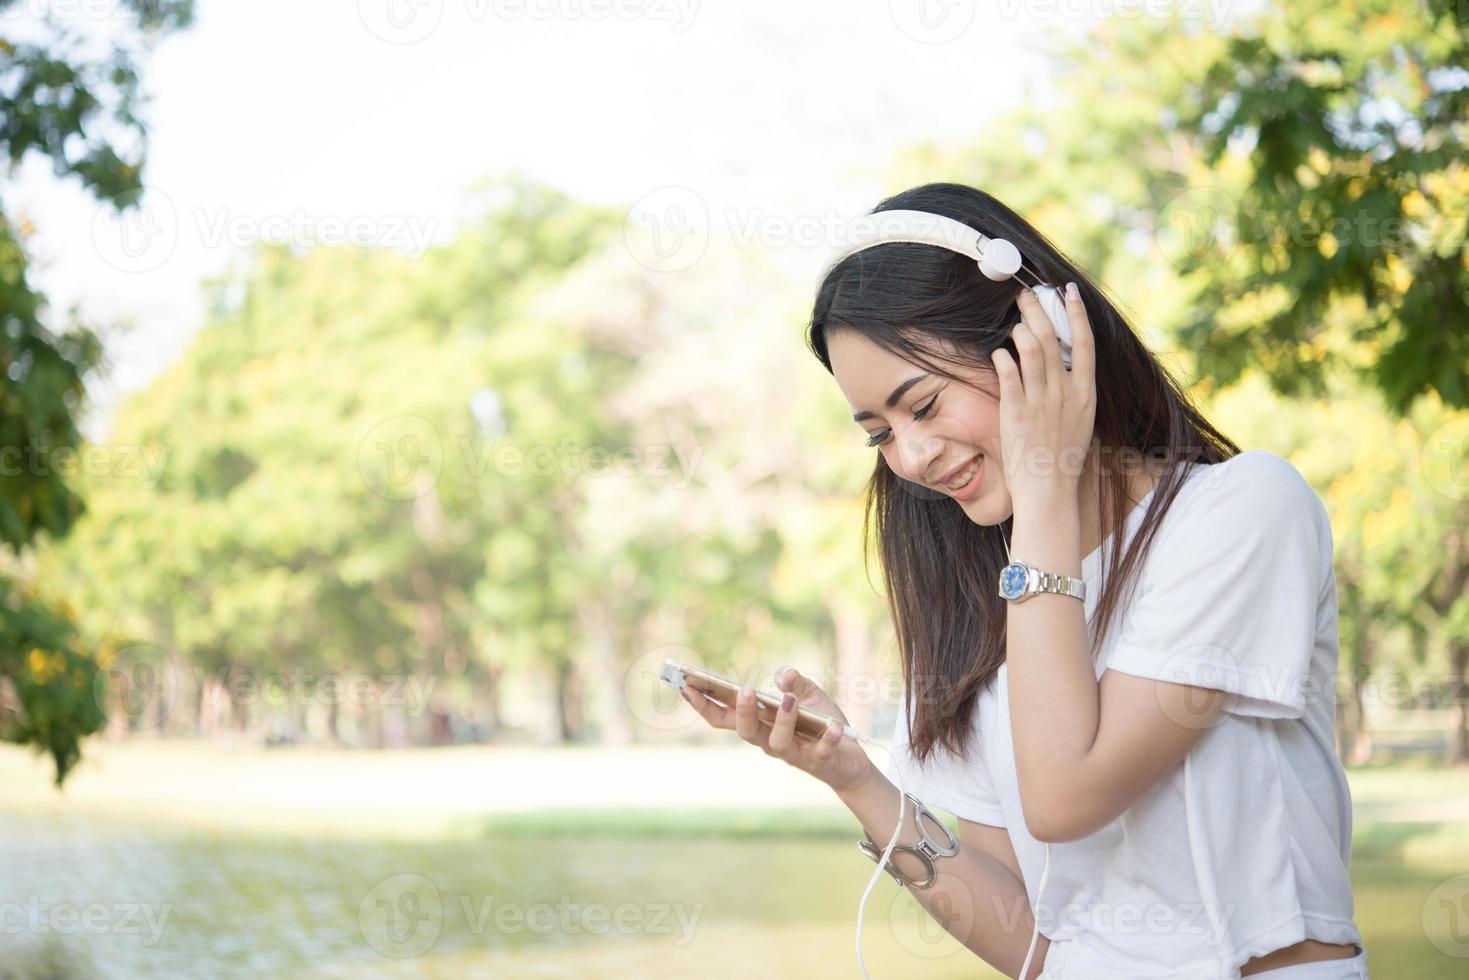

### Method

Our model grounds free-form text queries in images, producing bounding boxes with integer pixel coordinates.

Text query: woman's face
[827,327,1011,525]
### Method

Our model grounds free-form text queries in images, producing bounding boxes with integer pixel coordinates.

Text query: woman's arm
[996,287,1225,844]
[1006,492,1224,844]
[681,668,1049,980]
[835,769,1051,980]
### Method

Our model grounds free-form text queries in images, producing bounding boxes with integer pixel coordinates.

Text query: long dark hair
[805,182,1240,764]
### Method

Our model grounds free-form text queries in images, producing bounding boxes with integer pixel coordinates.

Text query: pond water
[0,808,994,979]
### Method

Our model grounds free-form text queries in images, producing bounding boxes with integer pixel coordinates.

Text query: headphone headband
[821,208,1039,286]
[819,207,1073,368]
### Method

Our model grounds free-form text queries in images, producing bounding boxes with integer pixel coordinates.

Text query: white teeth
[946,455,982,490]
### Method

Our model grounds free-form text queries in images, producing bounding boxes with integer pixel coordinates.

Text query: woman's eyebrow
[851,373,931,422]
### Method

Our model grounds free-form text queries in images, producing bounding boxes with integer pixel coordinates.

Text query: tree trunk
[1448,639,1469,766]
[577,596,632,745]
[555,660,584,743]
[483,662,502,736]
[231,668,252,736]
[198,671,231,739]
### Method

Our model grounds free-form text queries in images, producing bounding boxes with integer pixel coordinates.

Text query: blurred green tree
[57,178,629,744]
[1174,0,1467,414]
[0,0,194,782]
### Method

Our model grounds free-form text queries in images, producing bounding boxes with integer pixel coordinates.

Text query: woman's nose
[895,430,944,485]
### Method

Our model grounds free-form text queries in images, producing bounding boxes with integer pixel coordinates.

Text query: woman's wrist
[829,757,890,816]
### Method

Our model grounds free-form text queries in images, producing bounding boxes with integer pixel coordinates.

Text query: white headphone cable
[843,729,904,980]
[1019,842,1050,979]
[844,731,1049,980]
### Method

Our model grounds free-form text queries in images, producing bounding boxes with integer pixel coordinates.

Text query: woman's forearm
[1006,489,1099,836]
[833,769,1050,980]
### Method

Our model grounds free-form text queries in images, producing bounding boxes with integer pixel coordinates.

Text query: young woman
[678,183,1367,978]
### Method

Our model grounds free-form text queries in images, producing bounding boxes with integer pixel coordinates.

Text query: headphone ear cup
[1032,284,1075,369]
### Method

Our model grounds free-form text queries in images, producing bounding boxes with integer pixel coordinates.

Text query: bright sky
[5,0,1143,435]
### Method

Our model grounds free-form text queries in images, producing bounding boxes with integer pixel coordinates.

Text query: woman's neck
[1077,449,1163,560]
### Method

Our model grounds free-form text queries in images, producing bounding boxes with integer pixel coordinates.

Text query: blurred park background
[2,0,1467,977]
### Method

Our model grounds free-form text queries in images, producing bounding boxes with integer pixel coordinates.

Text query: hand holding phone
[661,659,848,739]
[662,658,876,793]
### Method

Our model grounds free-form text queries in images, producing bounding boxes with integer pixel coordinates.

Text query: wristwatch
[997,560,1087,603]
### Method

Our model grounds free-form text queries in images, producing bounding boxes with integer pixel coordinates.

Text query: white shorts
[1246,945,1368,979]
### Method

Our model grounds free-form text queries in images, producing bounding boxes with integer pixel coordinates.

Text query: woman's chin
[958,486,1011,527]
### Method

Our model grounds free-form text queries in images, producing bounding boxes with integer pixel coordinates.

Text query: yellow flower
[27,649,53,683]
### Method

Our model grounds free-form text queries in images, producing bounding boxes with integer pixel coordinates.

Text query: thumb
[773,665,819,697]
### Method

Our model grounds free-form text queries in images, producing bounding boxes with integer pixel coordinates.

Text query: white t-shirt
[882,449,1361,979]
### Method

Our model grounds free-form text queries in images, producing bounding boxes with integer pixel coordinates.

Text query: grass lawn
[0,744,1463,978]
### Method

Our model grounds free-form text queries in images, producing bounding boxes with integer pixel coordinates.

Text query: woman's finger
[767,690,800,755]
[733,686,762,743]
[774,665,810,695]
[681,686,733,730]
[1064,281,1095,386]
[1019,286,1067,390]
[991,348,1023,410]
[806,719,843,766]
[1010,295,1046,397]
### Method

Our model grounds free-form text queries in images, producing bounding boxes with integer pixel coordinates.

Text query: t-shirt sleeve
[1101,451,1332,720]
[881,692,1006,826]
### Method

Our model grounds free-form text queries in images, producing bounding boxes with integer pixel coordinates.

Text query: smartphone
[660,658,848,741]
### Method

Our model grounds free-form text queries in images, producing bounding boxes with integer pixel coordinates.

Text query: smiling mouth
[934,453,983,490]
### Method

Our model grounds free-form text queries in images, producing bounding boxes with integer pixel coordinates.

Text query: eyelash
[866,396,938,448]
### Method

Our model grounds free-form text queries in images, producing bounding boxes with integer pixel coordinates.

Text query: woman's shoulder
[1139,449,1333,578]
[1169,448,1325,526]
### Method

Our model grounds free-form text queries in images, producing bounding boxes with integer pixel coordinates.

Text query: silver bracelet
[856,792,960,890]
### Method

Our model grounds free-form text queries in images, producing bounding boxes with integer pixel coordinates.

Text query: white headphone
[820,208,1075,370]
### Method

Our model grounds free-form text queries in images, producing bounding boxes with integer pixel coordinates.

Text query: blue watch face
[999,562,1029,600]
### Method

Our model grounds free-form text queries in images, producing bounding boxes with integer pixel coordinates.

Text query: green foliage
[59,179,632,740]
[0,211,98,550]
[0,580,104,784]
[1163,0,1466,413]
[900,1,1467,414]
[0,0,195,783]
